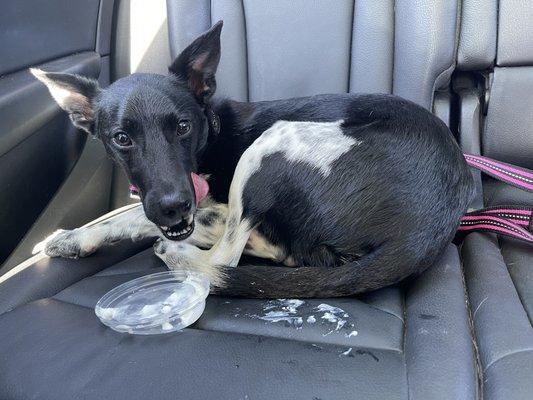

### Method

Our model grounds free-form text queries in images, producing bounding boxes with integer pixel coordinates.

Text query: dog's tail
[212,254,425,298]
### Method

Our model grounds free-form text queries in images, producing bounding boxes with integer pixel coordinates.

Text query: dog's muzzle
[136,173,209,241]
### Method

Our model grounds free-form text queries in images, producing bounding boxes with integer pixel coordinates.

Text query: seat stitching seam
[347,0,355,92]
[361,301,405,323]
[499,241,532,327]
[484,348,533,373]
[44,296,94,310]
[460,249,484,399]
[401,287,410,400]
[430,0,462,106]
[241,0,250,101]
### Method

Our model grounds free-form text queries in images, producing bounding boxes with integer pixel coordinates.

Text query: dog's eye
[177,120,191,135]
[113,131,133,147]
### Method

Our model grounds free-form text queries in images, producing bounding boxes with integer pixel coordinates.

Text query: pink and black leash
[459,154,533,244]
[463,154,533,192]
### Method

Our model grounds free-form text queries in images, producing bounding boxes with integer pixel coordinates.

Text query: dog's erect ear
[169,21,223,103]
[30,69,101,134]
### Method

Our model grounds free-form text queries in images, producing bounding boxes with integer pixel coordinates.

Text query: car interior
[0,1,531,399]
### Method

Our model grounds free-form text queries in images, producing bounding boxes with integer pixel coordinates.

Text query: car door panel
[0,0,116,266]
[0,52,101,158]
[0,0,101,75]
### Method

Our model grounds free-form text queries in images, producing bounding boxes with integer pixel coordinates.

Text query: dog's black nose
[160,194,192,219]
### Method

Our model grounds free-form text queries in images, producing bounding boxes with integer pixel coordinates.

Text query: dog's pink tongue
[191,172,209,205]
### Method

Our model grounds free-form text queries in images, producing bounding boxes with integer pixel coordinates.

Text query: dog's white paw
[33,229,98,259]
[153,238,168,257]
[154,239,225,286]
[154,239,202,269]
[154,238,207,269]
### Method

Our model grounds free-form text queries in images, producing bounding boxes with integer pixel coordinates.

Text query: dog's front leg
[154,216,253,286]
[34,204,159,259]
[155,167,258,286]
[154,145,278,284]
[153,196,253,285]
[154,200,293,283]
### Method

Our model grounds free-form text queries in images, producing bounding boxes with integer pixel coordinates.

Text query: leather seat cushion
[0,244,476,400]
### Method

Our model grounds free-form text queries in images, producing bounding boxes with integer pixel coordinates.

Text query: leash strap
[463,153,533,191]
[459,207,533,243]
[460,154,533,243]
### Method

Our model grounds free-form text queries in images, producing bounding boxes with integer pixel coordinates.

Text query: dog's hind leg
[34,204,159,259]
[244,230,295,266]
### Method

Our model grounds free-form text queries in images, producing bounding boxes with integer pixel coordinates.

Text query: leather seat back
[167,0,459,109]
[459,0,533,169]
[483,1,533,169]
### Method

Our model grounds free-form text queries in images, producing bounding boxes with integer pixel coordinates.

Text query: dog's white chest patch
[251,120,359,176]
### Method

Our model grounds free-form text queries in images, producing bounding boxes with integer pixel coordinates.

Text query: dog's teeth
[161,226,168,231]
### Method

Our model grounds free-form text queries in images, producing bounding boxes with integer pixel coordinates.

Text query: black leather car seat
[0,1,483,399]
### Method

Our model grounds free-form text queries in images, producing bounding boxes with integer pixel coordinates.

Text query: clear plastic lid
[95,271,210,335]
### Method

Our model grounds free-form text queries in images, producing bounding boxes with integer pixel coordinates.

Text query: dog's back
[210,94,474,297]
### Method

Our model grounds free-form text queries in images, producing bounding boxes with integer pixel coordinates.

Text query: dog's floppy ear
[30,69,101,134]
[169,21,223,103]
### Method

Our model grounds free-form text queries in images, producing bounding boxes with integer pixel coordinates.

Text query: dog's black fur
[33,21,474,298]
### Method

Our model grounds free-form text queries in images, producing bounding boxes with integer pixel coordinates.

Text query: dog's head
[32,22,223,240]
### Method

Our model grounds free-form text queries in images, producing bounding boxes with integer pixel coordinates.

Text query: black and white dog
[32,22,473,298]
